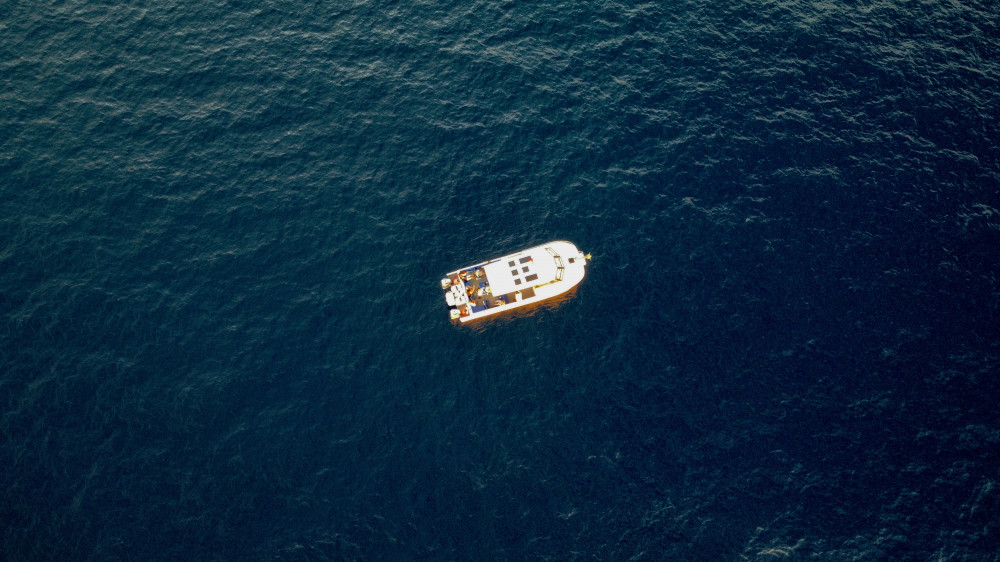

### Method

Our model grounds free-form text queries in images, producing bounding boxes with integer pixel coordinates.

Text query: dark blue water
[3,0,999,559]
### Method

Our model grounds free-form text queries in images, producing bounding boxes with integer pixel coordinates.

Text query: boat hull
[441,240,588,323]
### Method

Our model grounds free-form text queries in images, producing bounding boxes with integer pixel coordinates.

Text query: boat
[441,240,590,323]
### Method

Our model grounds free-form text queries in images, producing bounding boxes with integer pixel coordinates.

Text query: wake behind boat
[441,240,590,323]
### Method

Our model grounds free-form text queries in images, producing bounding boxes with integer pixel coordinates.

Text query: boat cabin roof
[482,246,559,295]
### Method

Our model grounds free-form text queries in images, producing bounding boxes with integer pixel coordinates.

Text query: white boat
[441,240,590,323]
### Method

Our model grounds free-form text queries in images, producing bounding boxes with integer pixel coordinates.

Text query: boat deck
[452,266,535,315]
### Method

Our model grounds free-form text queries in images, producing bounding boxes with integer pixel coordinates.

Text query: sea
[2,0,998,559]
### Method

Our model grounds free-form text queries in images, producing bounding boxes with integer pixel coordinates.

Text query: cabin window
[522,266,529,273]
[508,261,515,267]
[525,273,538,282]
[514,279,522,285]
[519,256,531,264]
[510,270,518,276]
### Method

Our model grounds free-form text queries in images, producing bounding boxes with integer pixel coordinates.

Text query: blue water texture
[3,0,999,559]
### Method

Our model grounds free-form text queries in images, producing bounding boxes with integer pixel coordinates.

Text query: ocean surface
[2,0,999,559]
